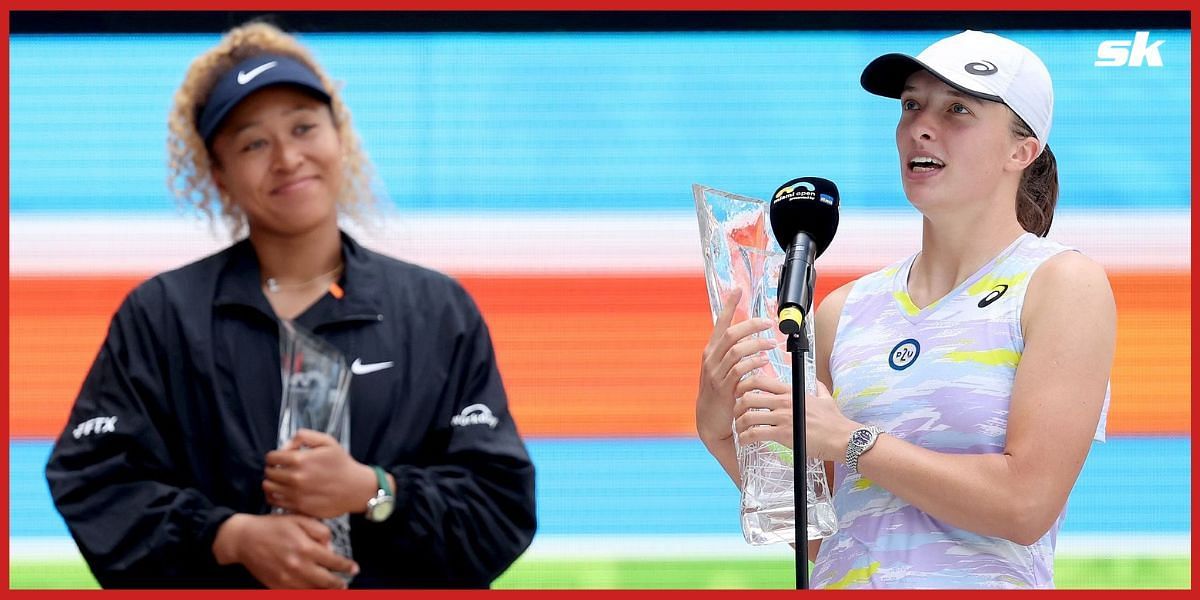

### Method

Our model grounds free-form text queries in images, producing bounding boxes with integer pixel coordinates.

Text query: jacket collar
[214,231,386,328]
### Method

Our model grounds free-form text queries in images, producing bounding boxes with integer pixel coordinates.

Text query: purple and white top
[810,233,1109,589]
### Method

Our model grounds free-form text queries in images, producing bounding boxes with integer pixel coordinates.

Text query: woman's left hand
[263,429,376,519]
[733,374,859,463]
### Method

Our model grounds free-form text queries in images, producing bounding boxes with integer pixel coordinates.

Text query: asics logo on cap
[964,60,998,75]
[237,60,278,85]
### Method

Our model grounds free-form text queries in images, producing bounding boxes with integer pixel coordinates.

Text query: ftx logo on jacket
[73,416,118,439]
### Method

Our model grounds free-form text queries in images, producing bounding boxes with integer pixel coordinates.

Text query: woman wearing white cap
[46,21,535,589]
[696,30,1114,588]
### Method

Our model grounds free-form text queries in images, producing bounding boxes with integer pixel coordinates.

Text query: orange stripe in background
[9,272,1190,438]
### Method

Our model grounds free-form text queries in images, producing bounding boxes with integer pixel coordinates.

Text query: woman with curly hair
[46,21,536,589]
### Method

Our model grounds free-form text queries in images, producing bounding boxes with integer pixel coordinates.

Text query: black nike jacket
[45,233,536,588]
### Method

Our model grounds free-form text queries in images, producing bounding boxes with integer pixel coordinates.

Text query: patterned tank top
[809,233,1110,589]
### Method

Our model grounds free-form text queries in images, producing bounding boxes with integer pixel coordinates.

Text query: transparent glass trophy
[277,319,355,582]
[693,183,837,544]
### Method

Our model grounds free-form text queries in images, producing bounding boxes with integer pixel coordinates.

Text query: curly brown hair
[167,21,374,237]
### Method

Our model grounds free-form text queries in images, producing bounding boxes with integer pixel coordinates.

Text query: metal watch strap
[845,425,882,474]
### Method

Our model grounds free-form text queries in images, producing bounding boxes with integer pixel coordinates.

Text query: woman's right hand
[696,288,777,448]
[212,513,359,589]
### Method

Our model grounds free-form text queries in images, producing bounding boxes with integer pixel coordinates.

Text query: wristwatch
[364,465,395,522]
[845,426,883,474]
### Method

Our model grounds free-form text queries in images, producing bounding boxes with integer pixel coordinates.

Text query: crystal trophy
[277,319,355,582]
[693,183,838,544]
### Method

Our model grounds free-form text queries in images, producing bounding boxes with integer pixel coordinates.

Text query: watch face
[368,496,395,522]
[367,494,396,523]
[851,429,871,447]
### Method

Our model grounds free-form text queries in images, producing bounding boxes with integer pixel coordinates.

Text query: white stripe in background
[1053,533,1194,558]
[522,533,1194,559]
[8,533,1190,561]
[10,210,1189,276]
[9,537,83,561]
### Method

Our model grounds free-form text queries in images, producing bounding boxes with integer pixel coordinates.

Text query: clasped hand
[733,371,854,462]
[263,428,377,519]
[213,428,377,588]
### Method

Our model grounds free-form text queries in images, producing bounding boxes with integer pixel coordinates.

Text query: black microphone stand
[789,327,809,590]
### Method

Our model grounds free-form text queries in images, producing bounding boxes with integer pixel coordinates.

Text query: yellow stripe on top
[855,385,889,399]
[893,290,923,316]
[943,349,1022,368]
[824,561,882,589]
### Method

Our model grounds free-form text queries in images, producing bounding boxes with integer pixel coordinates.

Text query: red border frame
[3,5,1195,596]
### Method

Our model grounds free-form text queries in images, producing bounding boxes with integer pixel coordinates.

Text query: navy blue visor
[196,54,331,143]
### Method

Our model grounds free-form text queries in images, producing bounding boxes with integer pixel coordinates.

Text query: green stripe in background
[10,557,1190,589]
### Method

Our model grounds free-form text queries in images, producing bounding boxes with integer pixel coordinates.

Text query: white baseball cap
[860,30,1054,156]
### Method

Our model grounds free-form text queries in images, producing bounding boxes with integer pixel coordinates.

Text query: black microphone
[769,177,840,335]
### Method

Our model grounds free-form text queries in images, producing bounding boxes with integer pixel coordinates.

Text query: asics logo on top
[351,359,395,375]
[73,416,117,439]
[977,284,1009,308]
[451,404,499,429]
[237,61,278,84]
